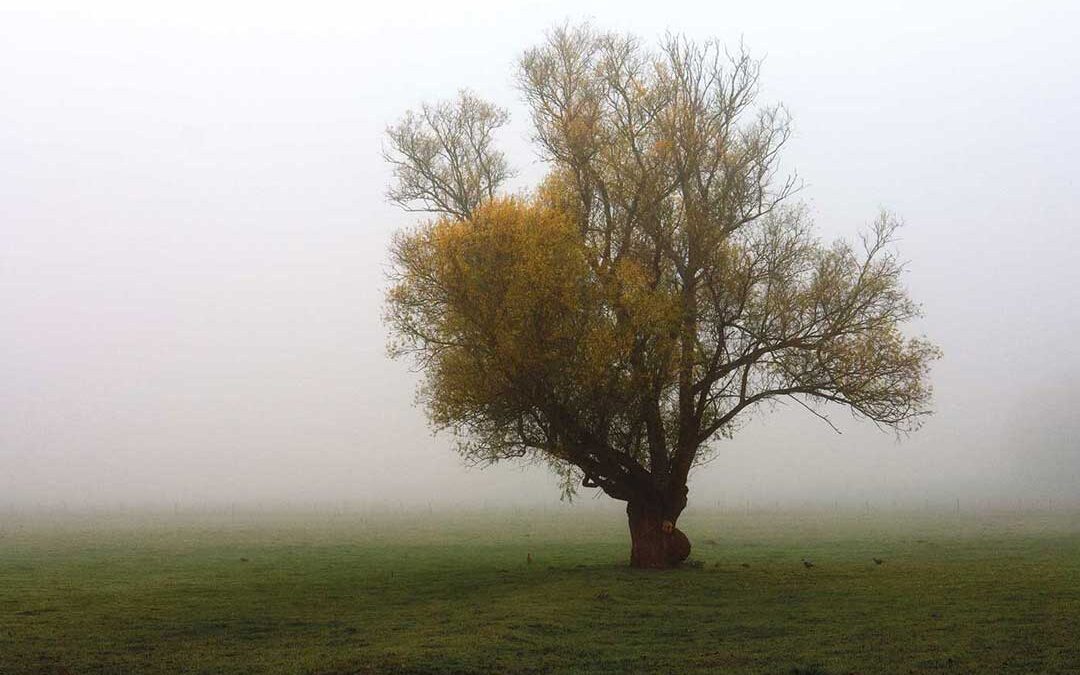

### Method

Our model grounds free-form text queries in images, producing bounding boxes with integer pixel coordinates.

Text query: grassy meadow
[1,505,1079,673]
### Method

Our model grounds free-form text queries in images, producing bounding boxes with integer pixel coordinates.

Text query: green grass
[2,507,1079,673]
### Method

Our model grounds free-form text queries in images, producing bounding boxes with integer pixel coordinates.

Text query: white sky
[2,0,1078,509]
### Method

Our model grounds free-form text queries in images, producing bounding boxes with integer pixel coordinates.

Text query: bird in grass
[526,553,533,565]
[802,558,814,569]
[873,557,884,565]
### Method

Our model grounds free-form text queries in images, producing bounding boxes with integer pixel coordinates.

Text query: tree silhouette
[384,24,939,568]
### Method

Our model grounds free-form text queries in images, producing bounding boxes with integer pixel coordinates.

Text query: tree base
[627,502,691,569]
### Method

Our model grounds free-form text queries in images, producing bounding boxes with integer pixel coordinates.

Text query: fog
[2,0,1078,511]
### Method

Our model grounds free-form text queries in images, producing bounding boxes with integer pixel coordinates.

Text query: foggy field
[4,2,1080,673]
[2,508,1079,674]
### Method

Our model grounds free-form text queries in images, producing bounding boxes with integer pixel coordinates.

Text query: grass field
[1,506,1079,674]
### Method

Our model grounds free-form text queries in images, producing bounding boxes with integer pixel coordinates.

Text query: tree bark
[627,500,691,569]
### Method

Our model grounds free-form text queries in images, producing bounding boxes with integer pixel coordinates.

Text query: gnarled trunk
[627,501,691,569]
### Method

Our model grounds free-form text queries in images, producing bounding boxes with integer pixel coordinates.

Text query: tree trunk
[627,501,691,569]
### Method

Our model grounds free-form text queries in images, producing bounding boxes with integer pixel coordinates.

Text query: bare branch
[384,90,512,219]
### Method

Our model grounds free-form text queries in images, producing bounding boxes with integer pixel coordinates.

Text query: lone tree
[384,25,939,568]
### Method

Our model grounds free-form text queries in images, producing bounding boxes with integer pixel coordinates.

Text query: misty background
[2,0,1078,511]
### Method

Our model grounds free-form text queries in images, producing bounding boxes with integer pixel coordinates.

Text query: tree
[383,24,940,568]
